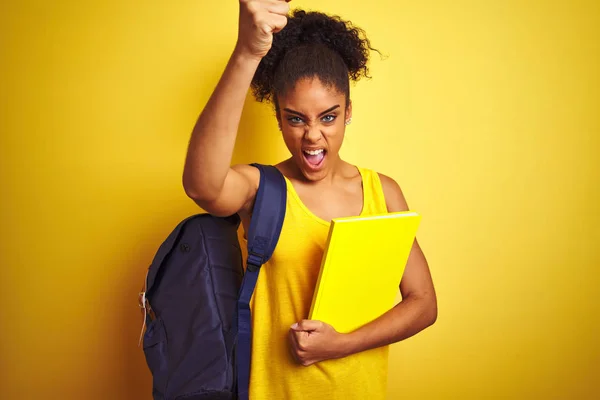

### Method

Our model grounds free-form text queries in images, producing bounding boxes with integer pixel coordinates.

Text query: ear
[275,98,282,130]
[346,99,353,122]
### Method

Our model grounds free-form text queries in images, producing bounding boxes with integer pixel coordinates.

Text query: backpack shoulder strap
[246,163,287,269]
[236,163,286,400]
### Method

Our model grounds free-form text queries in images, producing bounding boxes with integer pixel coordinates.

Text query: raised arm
[182,0,290,217]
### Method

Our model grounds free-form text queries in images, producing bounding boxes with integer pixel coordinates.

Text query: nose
[303,125,322,143]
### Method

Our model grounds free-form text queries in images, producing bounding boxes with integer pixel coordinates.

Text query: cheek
[281,130,303,152]
[324,129,345,150]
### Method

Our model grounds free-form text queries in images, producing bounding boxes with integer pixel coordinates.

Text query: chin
[301,168,329,182]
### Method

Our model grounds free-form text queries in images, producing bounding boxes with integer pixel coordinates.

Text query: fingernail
[291,323,298,329]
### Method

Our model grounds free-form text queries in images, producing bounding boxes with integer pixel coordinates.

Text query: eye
[322,115,336,123]
[287,116,304,124]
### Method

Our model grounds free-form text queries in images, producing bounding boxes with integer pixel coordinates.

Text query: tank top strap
[357,166,388,215]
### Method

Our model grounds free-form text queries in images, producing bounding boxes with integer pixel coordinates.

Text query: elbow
[182,175,219,207]
[182,163,217,200]
[408,291,437,328]
[425,295,438,327]
[182,176,202,201]
[429,304,438,327]
[183,177,235,217]
[183,181,204,203]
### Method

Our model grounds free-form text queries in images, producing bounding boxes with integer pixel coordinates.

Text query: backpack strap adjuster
[246,251,264,271]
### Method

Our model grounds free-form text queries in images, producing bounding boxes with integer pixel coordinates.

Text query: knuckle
[251,12,266,26]
[258,23,271,34]
[246,1,258,13]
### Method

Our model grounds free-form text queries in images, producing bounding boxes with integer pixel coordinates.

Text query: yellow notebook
[308,211,421,333]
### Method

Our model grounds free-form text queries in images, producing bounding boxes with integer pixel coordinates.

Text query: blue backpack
[139,164,286,400]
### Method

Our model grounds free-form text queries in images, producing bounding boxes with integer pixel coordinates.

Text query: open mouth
[302,148,326,169]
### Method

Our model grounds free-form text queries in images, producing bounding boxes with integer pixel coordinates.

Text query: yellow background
[1,0,598,399]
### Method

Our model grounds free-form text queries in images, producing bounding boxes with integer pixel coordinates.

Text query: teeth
[304,149,324,156]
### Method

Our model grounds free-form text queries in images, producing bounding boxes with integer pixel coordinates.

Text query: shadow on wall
[117,68,287,400]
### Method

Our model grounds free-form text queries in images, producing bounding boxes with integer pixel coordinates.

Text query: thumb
[291,319,323,332]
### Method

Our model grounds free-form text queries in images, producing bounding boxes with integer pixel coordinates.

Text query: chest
[293,183,364,222]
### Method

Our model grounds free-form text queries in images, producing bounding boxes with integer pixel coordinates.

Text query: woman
[183,1,437,398]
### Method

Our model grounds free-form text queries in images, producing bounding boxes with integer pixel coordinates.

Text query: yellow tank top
[243,166,390,400]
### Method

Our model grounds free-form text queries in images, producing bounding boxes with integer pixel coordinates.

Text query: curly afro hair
[250,9,378,108]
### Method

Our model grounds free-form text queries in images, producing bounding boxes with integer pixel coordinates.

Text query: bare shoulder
[377,172,409,212]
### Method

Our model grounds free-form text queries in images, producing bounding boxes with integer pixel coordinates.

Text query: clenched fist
[235,0,291,60]
[288,320,351,366]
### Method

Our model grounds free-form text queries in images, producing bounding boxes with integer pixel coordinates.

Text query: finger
[288,328,300,346]
[289,331,312,366]
[288,330,302,361]
[253,13,286,36]
[293,319,323,332]
[291,328,311,354]
[264,0,291,15]
[266,14,288,33]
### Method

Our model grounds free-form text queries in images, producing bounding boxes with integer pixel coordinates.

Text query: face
[276,77,352,182]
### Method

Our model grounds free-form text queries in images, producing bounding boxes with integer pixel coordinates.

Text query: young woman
[183,1,437,398]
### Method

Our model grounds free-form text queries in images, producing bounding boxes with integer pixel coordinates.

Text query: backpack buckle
[246,263,260,272]
[246,251,264,272]
[138,291,146,309]
[138,290,156,347]
[138,291,155,321]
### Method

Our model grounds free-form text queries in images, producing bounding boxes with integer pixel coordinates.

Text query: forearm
[182,48,261,200]
[342,294,437,356]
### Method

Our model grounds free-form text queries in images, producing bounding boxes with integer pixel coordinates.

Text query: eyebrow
[283,105,341,119]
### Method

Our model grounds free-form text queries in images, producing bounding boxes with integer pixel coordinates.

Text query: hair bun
[251,9,378,103]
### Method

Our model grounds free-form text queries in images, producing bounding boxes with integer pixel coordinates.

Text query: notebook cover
[308,211,421,333]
